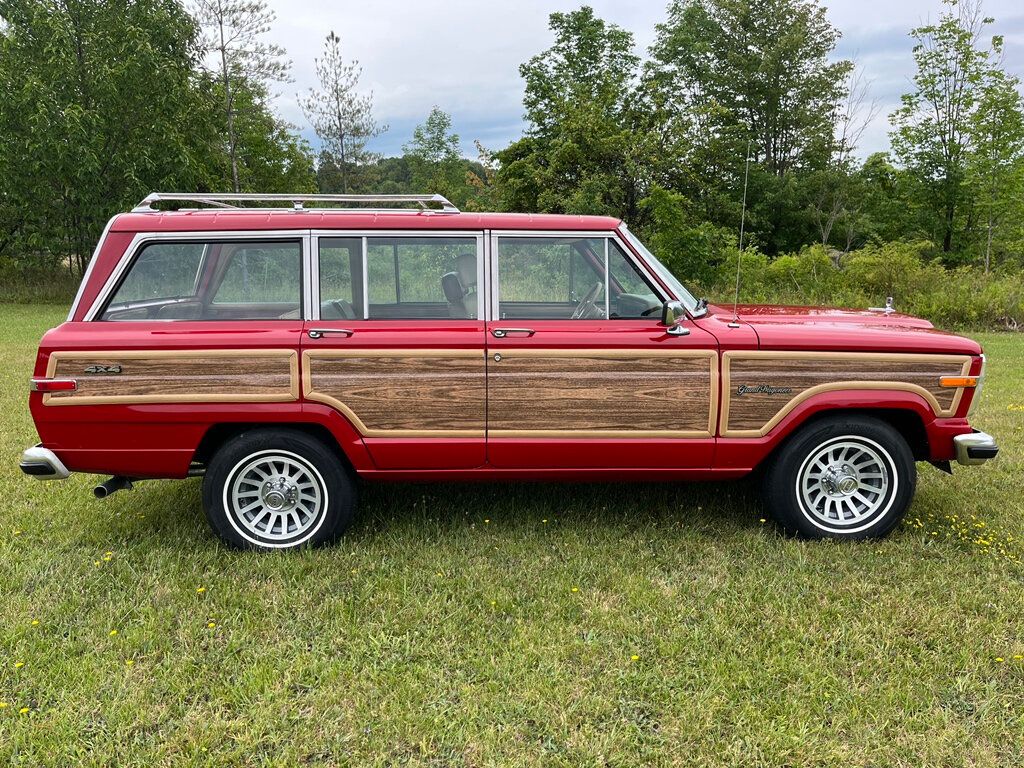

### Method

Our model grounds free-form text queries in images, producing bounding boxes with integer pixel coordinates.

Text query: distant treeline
[1,0,1022,327]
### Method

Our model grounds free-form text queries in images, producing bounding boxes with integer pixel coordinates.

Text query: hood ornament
[869,296,895,315]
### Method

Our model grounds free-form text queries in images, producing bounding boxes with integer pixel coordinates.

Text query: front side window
[100,239,301,321]
[496,236,660,320]
[317,236,479,320]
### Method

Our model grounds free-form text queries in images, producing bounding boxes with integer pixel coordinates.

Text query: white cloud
[263,0,1024,159]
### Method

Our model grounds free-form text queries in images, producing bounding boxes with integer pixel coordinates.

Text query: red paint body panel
[31,209,992,485]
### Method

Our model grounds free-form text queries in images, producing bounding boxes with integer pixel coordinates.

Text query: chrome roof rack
[132,192,460,214]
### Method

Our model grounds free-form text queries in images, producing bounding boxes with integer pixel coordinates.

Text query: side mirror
[661,300,690,336]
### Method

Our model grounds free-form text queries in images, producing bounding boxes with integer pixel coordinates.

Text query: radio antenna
[729,139,753,329]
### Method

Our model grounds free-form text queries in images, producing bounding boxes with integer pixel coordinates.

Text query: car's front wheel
[762,415,916,539]
[202,429,355,550]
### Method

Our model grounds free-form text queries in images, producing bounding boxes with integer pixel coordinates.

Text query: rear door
[486,231,719,469]
[301,231,487,469]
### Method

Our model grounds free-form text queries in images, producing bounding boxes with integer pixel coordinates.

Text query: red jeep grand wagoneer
[21,193,998,549]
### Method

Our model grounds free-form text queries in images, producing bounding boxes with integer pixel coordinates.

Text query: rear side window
[100,239,301,321]
[317,236,480,320]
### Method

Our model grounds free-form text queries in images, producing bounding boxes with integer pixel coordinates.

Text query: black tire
[201,429,355,550]
[761,415,915,540]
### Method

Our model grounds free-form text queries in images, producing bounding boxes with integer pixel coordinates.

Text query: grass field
[1,304,1022,766]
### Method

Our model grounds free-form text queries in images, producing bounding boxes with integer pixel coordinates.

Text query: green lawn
[1,304,1022,767]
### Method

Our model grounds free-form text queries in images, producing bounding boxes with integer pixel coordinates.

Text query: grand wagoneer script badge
[736,384,793,396]
[83,365,122,375]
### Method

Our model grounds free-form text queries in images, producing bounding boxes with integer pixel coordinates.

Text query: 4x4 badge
[83,364,122,375]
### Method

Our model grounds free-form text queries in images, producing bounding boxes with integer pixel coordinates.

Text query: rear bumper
[953,430,999,466]
[19,444,70,480]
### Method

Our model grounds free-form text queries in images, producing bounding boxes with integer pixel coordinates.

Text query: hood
[703,303,982,355]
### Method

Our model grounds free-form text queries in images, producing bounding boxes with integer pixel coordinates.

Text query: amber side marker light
[30,378,77,393]
[939,376,978,388]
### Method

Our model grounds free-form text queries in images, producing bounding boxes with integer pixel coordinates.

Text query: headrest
[457,253,476,288]
[441,272,464,304]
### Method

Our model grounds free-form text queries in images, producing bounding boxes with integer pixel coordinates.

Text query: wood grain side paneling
[303,350,485,437]
[488,349,718,438]
[721,351,973,437]
[44,349,299,405]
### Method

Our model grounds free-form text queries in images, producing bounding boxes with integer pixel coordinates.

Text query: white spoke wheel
[202,430,355,550]
[762,416,915,540]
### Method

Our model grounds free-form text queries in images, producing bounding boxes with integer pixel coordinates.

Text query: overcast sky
[263,0,1024,160]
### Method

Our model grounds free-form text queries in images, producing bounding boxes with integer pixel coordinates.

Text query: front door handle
[308,328,355,339]
[491,328,535,338]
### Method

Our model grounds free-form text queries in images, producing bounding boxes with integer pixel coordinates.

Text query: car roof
[109,210,623,233]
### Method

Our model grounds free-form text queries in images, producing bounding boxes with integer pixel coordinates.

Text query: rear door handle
[491,328,535,338]
[307,328,354,339]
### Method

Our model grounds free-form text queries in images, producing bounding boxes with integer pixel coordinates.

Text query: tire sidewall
[764,416,916,540]
[202,430,354,550]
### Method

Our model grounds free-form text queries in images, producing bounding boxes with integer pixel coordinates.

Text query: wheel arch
[718,389,937,472]
[191,406,374,475]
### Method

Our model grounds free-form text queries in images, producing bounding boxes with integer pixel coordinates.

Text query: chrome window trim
[309,229,485,322]
[488,230,668,321]
[83,229,311,322]
[67,215,118,321]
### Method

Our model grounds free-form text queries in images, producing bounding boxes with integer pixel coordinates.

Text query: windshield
[619,226,700,313]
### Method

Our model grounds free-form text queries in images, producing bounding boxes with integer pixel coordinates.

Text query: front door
[301,232,487,469]
[486,233,719,469]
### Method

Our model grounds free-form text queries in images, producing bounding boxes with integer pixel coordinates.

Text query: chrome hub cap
[796,437,896,532]
[225,451,326,545]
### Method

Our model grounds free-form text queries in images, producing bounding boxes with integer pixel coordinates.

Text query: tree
[494,6,657,224]
[0,0,216,274]
[650,0,853,253]
[193,0,290,193]
[965,62,1024,271]
[403,107,464,202]
[889,0,997,256]
[299,31,385,194]
[651,0,852,176]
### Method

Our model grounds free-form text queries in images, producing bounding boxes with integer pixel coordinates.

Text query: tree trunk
[218,16,240,193]
[984,213,993,273]
[943,201,955,253]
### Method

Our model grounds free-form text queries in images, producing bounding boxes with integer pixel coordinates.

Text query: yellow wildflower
[571,587,579,593]
[19,707,29,715]
[30,620,39,626]
[207,622,216,629]
[125,659,135,666]
[14,661,24,669]
[196,587,206,594]
[630,655,639,662]
[109,629,118,636]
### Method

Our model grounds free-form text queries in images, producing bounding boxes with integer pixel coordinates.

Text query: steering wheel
[570,281,603,320]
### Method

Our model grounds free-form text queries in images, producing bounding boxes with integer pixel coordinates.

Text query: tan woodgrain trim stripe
[43,349,299,406]
[489,429,713,439]
[302,349,485,438]
[491,348,718,360]
[719,351,973,438]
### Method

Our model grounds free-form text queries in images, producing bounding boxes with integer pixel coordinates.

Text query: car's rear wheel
[761,415,915,540]
[202,429,355,550]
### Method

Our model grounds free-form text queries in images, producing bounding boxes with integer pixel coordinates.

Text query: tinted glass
[101,240,301,321]
[318,238,362,320]
[103,243,204,306]
[365,237,478,319]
